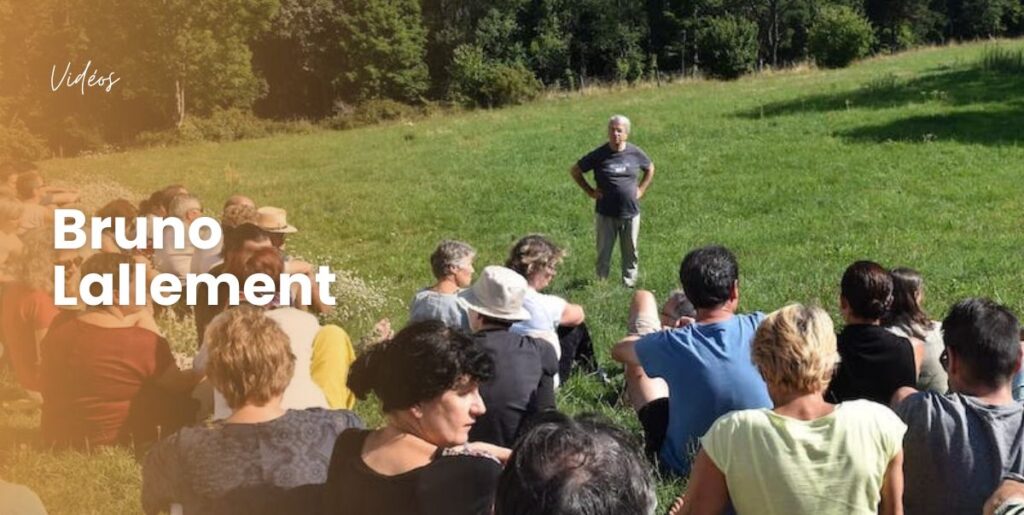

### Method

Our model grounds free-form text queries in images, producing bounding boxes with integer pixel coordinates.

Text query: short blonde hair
[221,204,258,229]
[204,306,295,409]
[752,304,838,395]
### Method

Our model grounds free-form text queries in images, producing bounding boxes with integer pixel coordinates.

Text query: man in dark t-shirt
[570,115,655,287]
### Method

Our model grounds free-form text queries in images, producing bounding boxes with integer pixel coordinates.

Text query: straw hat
[458,266,531,321]
[256,206,297,234]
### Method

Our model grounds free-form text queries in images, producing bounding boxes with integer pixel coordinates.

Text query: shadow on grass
[736,64,1024,146]
[838,104,1024,145]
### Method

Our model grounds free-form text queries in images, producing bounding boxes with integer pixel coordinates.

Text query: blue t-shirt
[635,312,772,475]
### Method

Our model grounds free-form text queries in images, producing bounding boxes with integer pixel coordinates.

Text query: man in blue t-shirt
[570,115,655,287]
[611,245,772,475]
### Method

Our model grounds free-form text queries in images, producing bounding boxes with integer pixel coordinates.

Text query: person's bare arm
[637,162,655,199]
[570,164,601,199]
[891,386,918,407]
[678,450,730,515]
[911,337,925,375]
[34,328,48,366]
[560,303,585,326]
[879,450,905,515]
[984,479,1024,515]
[611,335,642,367]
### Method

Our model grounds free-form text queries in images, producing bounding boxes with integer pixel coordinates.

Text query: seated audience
[15,172,55,234]
[611,245,771,475]
[1,230,67,397]
[409,239,475,330]
[322,320,503,515]
[882,267,946,393]
[190,195,257,275]
[142,306,362,515]
[892,297,1024,515]
[459,266,558,446]
[311,324,359,409]
[826,260,916,404]
[97,199,159,298]
[505,235,593,384]
[40,253,199,448]
[495,413,656,515]
[194,248,331,419]
[676,304,906,515]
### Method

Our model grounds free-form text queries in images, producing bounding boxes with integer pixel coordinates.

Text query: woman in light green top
[673,304,907,515]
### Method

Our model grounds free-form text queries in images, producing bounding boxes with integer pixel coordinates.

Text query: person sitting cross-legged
[675,304,906,515]
[892,297,1024,515]
[142,306,362,515]
[611,245,771,476]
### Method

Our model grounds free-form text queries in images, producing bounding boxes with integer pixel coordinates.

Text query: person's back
[408,289,468,330]
[1,281,57,392]
[897,391,1024,514]
[703,400,905,515]
[469,328,558,446]
[197,307,329,419]
[893,297,1024,515]
[40,316,186,447]
[142,409,360,515]
[827,324,916,404]
[323,429,501,515]
[635,312,772,472]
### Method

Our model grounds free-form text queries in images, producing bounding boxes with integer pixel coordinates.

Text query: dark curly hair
[348,320,494,412]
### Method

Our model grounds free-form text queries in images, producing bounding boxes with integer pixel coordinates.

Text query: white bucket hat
[458,266,531,321]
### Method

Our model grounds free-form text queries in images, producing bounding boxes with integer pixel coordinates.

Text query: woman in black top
[826,260,917,405]
[323,320,506,515]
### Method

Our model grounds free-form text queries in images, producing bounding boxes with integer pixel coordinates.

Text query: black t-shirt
[469,329,558,447]
[321,429,501,515]
[577,142,652,218]
[826,324,917,405]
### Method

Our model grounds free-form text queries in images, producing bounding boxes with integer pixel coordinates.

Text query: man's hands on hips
[588,188,604,200]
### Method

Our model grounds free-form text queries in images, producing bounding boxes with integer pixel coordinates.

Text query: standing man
[570,115,654,287]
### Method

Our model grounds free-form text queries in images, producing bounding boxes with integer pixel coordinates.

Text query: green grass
[4,39,1024,513]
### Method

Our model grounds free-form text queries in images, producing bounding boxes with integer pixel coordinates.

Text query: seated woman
[825,260,917,404]
[409,240,476,331]
[322,320,505,515]
[674,304,906,515]
[505,235,589,383]
[194,247,331,419]
[40,253,199,448]
[142,306,362,515]
[882,267,946,393]
[0,196,24,281]
[14,172,54,235]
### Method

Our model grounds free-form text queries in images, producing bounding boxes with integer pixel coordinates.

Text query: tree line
[2,0,1022,158]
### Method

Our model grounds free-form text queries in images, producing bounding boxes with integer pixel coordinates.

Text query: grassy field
[3,39,1024,513]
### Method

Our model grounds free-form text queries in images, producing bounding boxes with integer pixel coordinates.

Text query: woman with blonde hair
[674,304,907,515]
[143,306,361,515]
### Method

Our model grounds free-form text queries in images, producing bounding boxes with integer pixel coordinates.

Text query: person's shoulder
[894,390,959,423]
[435,446,503,474]
[293,408,364,432]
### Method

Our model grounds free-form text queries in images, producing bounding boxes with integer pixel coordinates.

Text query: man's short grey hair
[430,240,476,279]
[168,194,202,219]
[608,114,631,134]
